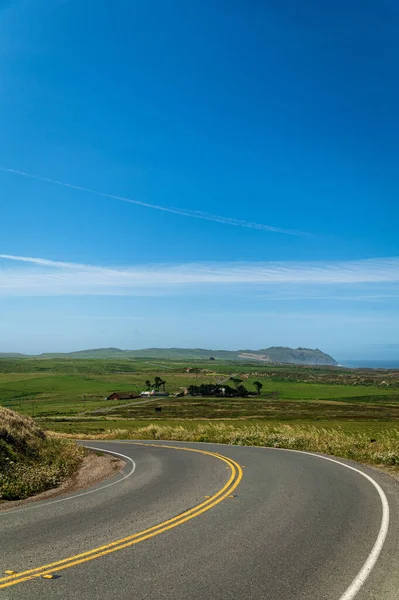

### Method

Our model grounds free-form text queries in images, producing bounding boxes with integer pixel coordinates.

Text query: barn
[106,392,138,401]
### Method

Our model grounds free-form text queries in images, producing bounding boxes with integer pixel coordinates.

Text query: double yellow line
[0,443,243,589]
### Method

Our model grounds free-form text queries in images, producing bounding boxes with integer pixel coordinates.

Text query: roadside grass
[0,407,84,500]
[41,418,399,435]
[49,421,399,469]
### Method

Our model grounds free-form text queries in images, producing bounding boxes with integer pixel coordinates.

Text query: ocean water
[339,360,399,370]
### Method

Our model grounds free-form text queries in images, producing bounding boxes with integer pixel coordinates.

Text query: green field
[1,371,399,419]
[0,357,398,426]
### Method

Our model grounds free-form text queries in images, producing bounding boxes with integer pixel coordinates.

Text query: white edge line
[252,446,389,600]
[304,451,390,600]
[241,444,389,600]
[0,446,136,516]
[129,440,389,600]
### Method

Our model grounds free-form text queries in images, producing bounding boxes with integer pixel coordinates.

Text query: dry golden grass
[51,422,399,468]
[0,405,45,445]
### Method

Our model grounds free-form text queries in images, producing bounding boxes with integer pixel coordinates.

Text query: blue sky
[1,0,398,358]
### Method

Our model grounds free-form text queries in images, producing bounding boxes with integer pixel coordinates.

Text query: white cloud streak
[0,254,399,297]
[0,254,93,270]
[0,167,307,236]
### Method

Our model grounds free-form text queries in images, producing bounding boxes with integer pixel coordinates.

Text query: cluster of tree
[187,383,249,397]
[144,376,264,397]
[145,376,167,391]
[187,378,264,398]
[231,377,263,395]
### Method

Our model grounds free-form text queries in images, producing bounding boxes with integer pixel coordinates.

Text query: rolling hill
[0,346,337,366]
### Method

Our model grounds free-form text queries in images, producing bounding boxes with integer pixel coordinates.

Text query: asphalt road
[1,441,399,599]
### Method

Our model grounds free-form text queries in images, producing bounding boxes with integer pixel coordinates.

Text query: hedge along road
[1,441,399,600]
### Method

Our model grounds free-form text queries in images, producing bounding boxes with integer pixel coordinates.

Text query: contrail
[0,166,307,236]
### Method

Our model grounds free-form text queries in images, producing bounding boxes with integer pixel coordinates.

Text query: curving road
[1,441,399,599]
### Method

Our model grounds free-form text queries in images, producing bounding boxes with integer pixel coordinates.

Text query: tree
[145,380,152,391]
[230,377,243,390]
[253,381,263,395]
[160,379,167,392]
[154,376,165,392]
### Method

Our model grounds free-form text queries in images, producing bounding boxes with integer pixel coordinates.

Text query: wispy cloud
[0,167,308,236]
[0,254,92,270]
[1,253,399,297]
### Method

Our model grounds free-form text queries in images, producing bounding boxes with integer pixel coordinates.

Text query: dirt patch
[0,450,124,511]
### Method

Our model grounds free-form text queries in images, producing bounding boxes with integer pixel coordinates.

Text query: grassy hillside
[260,346,336,365]
[0,345,338,365]
[122,346,337,364]
[0,407,84,500]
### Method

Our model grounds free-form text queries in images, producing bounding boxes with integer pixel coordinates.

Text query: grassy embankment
[0,407,84,500]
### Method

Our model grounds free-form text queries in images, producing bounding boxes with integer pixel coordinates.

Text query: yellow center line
[1,443,243,589]
[1,444,237,581]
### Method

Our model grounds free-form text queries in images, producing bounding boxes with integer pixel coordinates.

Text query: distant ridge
[0,346,337,366]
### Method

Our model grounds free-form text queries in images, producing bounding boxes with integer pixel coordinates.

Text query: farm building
[140,391,170,398]
[106,392,139,401]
